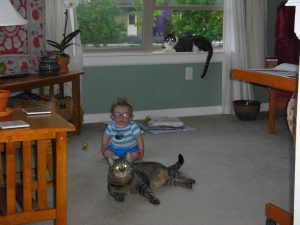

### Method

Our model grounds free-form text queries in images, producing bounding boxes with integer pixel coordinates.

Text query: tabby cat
[164,32,213,78]
[107,154,196,205]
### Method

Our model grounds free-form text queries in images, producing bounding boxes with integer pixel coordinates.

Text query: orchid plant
[47,0,80,56]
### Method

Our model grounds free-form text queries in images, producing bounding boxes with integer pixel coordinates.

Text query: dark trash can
[233,100,261,121]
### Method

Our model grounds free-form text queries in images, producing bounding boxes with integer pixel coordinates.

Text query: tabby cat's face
[109,159,133,178]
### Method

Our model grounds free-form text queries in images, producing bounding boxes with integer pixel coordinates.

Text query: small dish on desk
[0,108,13,117]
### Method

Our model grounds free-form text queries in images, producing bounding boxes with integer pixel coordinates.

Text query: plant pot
[57,55,70,74]
[0,90,10,112]
[39,57,60,75]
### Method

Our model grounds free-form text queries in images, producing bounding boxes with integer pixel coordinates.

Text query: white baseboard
[83,103,269,124]
[83,106,223,124]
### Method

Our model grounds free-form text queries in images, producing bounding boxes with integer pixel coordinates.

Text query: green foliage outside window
[171,11,223,40]
[161,0,223,5]
[77,0,126,46]
[163,0,223,40]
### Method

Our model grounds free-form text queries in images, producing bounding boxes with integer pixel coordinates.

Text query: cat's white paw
[163,48,176,53]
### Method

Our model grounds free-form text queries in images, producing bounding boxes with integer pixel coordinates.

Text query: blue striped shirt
[104,120,142,150]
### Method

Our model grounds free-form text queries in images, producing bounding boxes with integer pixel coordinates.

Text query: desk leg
[72,76,81,135]
[0,144,3,187]
[265,203,292,225]
[55,132,67,225]
[269,88,276,134]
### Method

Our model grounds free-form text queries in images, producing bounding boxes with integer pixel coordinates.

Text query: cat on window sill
[163,32,213,78]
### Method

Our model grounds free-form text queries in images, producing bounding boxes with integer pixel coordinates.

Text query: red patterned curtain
[0,0,45,74]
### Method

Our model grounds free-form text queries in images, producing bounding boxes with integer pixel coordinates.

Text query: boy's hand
[103,149,114,158]
[129,149,144,161]
[138,149,144,158]
[101,145,108,154]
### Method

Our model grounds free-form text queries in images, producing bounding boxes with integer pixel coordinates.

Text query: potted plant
[47,9,80,74]
[0,89,10,115]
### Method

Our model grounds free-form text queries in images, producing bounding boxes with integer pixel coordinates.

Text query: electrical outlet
[185,67,193,80]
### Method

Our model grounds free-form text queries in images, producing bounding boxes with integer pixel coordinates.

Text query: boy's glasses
[112,112,132,118]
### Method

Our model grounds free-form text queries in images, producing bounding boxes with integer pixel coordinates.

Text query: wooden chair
[0,141,54,188]
[0,84,66,189]
[265,58,292,134]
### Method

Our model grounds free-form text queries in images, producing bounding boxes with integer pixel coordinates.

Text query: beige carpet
[29,113,293,225]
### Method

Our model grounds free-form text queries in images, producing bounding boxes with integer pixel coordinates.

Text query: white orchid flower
[63,0,79,9]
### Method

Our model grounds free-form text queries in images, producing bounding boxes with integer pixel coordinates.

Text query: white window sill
[83,50,224,67]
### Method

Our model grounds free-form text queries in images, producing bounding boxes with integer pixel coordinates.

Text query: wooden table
[0,72,84,134]
[0,108,75,225]
[231,69,297,134]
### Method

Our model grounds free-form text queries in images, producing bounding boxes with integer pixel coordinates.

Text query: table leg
[22,141,32,212]
[72,76,81,134]
[6,142,16,215]
[55,132,67,225]
[37,140,48,209]
[269,88,276,134]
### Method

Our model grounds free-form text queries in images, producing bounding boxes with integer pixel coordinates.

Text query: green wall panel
[82,63,222,114]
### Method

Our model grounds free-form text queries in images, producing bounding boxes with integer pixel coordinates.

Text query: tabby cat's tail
[201,45,213,78]
[167,154,184,175]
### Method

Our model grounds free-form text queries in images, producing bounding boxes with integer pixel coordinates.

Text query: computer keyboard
[0,73,29,79]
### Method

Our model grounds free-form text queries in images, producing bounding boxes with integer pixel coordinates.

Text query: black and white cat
[164,32,213,78]
[107,154,195,205]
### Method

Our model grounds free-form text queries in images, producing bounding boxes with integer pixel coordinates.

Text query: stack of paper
[250,63,299,78]
[140,116,196,134]
[147,116,184,129]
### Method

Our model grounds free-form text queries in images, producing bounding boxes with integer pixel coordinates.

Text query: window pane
[77,0,143,50]
[157,0,223,6]
[153,9,223,49]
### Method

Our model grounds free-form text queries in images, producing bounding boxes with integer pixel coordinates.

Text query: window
[77,0,223,52]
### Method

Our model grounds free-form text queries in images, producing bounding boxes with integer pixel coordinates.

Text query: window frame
[81,0,224,67]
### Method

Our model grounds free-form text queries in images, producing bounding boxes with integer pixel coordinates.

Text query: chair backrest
[274,1,300,65]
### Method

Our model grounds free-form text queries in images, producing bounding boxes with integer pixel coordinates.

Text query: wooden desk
[0,72,84,134]
[231,69,297,134]
[0,108,75,225]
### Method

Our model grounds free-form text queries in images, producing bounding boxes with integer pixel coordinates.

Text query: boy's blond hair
[110,97,133,114]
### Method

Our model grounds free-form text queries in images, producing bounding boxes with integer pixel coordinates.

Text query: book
[22,107,51,115]
[0,120,30,129]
